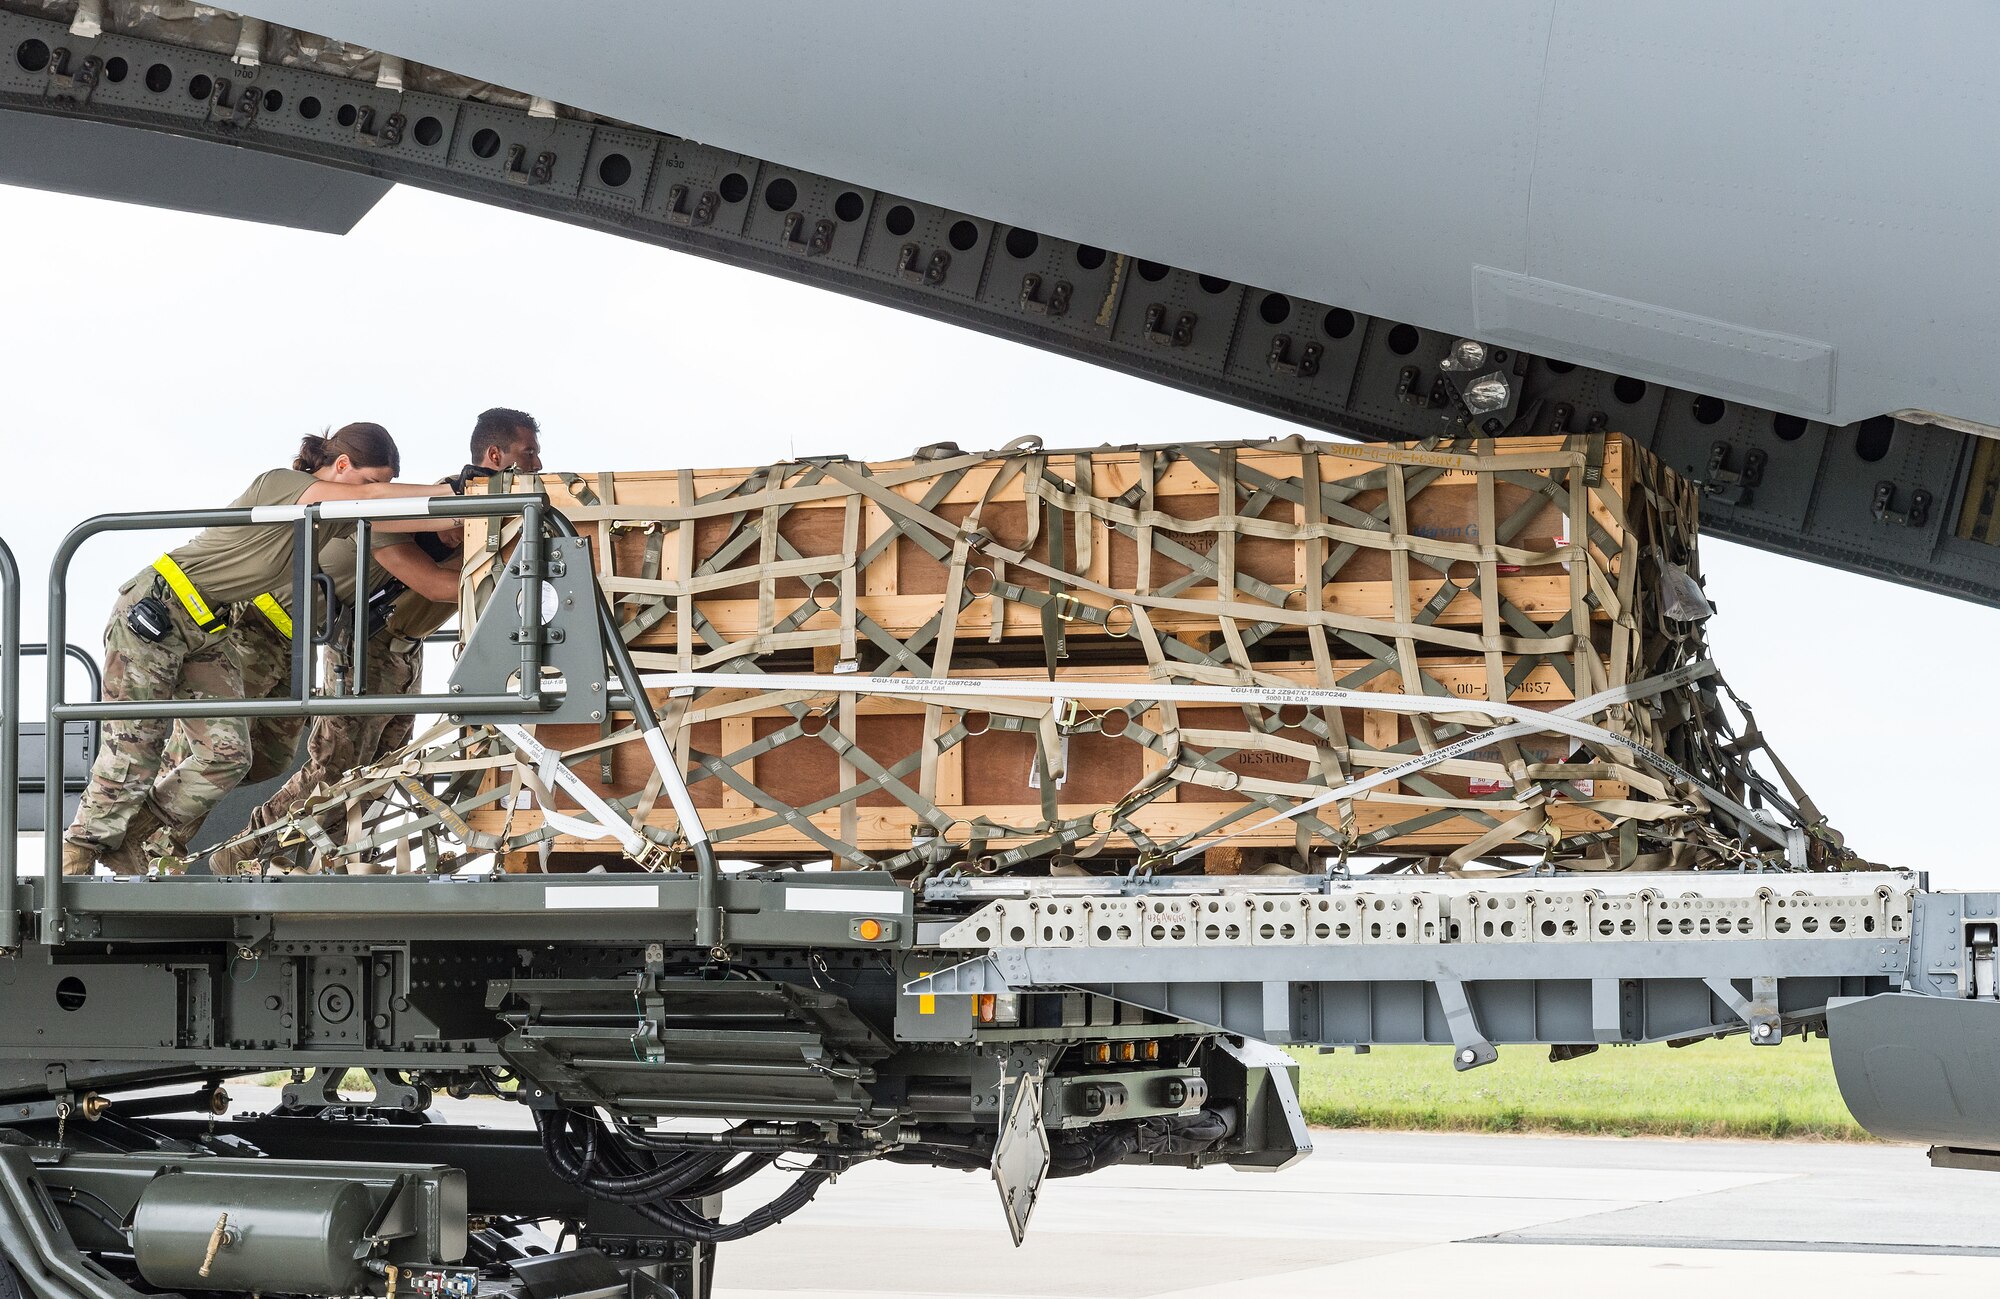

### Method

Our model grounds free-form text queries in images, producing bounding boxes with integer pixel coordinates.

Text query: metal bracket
[1019,273,1071,317]
[504,144,557,185]
[1267,334,1323,378]
[355,106,405,148]
[902,952,1030,996]
[1872,480,1932,528]
[663,184,718,228]
[358,1172,422,1254]
[1436,977,1497,1070]
[1703,974,1783,1044]
[448,534,608,724]
[48,47,100,102]
[1142,303,1195,346]
[897,243,950,286]
[282,1067,432,1112]
[1395,365,1448,409]
[1700,441,1766,507]
[782,211,836,256]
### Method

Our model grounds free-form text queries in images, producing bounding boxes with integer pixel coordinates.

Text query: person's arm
[297,480,459,533]
[375,542,460,605]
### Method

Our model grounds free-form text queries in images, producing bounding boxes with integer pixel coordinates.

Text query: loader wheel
[0,1251,25,1299]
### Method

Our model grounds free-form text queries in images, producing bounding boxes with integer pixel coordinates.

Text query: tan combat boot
[99,803,165,876]
[59,840,98,876]
[207,840,257,877]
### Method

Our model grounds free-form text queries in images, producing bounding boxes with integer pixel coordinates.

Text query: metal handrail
[3,638,100,953]
[17,644,104,742]
[39,494,555,943]
[1,535,17,951]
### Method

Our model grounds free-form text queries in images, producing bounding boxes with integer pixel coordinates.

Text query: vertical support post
[351,518,371,697]
[42,532,70,943]
[548,513,722,950]
[516,504,545,700]
[0,536,18,951]
[291,513,313,708]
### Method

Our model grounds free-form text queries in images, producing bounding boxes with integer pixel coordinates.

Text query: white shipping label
[786,886,902,914]
[544,884,660,910]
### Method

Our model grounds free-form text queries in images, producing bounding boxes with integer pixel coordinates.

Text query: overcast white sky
[0,183,1991,887]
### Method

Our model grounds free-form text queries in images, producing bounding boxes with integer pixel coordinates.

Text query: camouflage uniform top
[317,482,463,646]
[381,552,459,641]
[157,468,355,605]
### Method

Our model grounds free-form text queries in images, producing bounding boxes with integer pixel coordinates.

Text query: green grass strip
[1293,1037,1871,1140]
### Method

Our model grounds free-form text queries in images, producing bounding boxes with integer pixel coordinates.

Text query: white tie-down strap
[636,659,1768,819]
[1163,661,1781,865]
[640,660,1796,863]
[496,724,647,855]
[639,724,712,847]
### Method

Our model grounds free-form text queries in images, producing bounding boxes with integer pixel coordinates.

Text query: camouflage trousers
[156,612,304,852]
[238,631,423,854]
[65,575,252,852]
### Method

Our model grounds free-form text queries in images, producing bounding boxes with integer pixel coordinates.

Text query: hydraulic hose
[534,1108,841,1241]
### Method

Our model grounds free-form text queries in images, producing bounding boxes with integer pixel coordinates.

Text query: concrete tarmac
[708,1131,2000,1299]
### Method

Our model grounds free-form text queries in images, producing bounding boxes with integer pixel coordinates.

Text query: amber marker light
[856,918,886,942]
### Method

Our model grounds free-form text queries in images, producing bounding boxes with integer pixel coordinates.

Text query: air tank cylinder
[131,1171,378,1294]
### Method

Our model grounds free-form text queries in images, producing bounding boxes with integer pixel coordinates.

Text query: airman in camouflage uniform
[66,575,253,874]
[207,409,542,875]
[152,609,304,863]
[63,425,457,877]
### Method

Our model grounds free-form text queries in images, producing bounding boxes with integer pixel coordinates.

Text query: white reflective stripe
[641,725,712,846]
[496,723,647,855]
[785,886,902,914]
[545,884,659,910]
[317,498,435,520]
[249,504,310,523]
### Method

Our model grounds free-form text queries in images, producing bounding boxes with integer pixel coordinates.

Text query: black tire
[0,1251,27,1299]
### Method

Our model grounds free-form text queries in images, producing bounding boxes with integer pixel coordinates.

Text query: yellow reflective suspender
[150,556,229,635]
[251,593,295,640]
[151,557,295,640]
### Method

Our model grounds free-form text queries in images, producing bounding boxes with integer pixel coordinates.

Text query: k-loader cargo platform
[0,497,1995,1299]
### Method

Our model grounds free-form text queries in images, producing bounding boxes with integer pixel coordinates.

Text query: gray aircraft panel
[0,106,388,232]
[4,1,1998,603]
[236,0,2000,431]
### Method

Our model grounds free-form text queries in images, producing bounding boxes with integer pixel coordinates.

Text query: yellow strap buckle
[150,556,228,634]
[252,593,294,640]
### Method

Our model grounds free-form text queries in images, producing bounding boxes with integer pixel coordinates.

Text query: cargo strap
[151,555,228,635]
[389,436,1835,878]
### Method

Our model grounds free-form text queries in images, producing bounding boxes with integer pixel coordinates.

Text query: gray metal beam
[1,7,1995,605]
[0,105,388,230]
[38,872,911,948]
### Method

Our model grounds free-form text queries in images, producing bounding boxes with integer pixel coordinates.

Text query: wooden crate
[465,435,1656,658]
[461,434,1700,869]
[463,655,1632,864]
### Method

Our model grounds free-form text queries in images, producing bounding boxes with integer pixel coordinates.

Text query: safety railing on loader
[13,644,102,827]
[0,534,17,951]
[11,494,720,949]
